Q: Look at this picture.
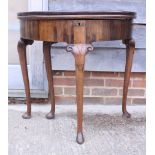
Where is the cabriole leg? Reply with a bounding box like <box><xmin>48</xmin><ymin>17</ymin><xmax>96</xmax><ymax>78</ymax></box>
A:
<box><xmin>17</xmin><ymin>38</ymin><xmax>34</xmax><ymax>119</ymax></box>
<box><xmin>122</xmin><ymin>39</ymin><xmax>135</xmax><ymax>118</ymax></box>
<box><xmin>43</xmin><ymin>41</ymin><xmax>55</xmax><ymax>119</ymax></box>
<box><xmin>67</xmin><ymin>44</ymin><xmax>93</xmax><ymax>144</ymax></box>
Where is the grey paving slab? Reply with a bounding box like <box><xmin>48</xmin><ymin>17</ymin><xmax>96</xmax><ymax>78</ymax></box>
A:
<box><xmin>8</xmin><ymin>105</ymin><xmax>145</xmax><ymax>155</ymax></box>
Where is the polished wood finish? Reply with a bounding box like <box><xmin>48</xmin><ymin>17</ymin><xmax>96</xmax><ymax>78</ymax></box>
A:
<box><xmin>18</xmin><ymin>19</ymin><xmax>132</xmax><ymax>43</ymax></box>
<box><xmin>122</xmin><ymin>39</ymin><xmax>135</xmax><ymax>118</ymax></box>
<box><xmin>43</xmin><ymin>42</ymin><xmax>55</xmax><ymax>119</ymax></box>
<box><xmin>18</xmin><ymin>11</ymin><xmax>135</xmax><ymax>19</ymax></box>
<box><xmin>18</xmin><ymin>11</ymin><xmax>135</xmax><ymax>43</ymax></box>
<box><xmin>67</xmin><ymin>44</ymin><xmax>93</xmax><ymax>144</ymax></box>
<box><xmin>17</xmin><ymin>38</ymin><xmax>34</xmax><ymax>119</ymax></box>
<box><xmin>17</xmin><ymin>11</ymin><xmax>135</xmax><ymax>144</ymax></box>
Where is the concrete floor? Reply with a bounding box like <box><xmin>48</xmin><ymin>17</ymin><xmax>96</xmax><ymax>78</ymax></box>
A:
<box><xmin>8</xmin><ymin>104</ymin><xmax>146</xmax><ymax>155</ymax></box>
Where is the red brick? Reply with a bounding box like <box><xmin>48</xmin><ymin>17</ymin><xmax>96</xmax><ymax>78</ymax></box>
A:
<box><xmin>105</xmin><ymin>97</ymin><xmax>131</xmax><ymax>105</ymax></box>
<box><xmin>84</xmin><ymin>79</ymin><xmax>104</xmax><ymax>86</ymax></box>
<box><xmin>64</xmin><ymin>87</ymin><xmax>90</xmax><ymax>96</ymax></box>
<box><xmin>105</xmin><ymin>79</ymin><xmax>126</xmax><ymax>87</ymax></box>
<box><xmin>55</xmin><ymin>96</ymin><xmax>76</xmax><ymax>104</ymax></box>
<box><xmin>119</xmin><ymin>72</ymin><xmax>146</xmax><ymax>79</ymax></box>
<box><xmin>131</xmin><ymin>73</ymin><xmax>146</xmax><ymax>79</ymax></box>
<box><xmin>132</xmin><ymin>80</ymin><xmax>146</xmax><ymax>88</ymax></box>
<box><xmin>54</xmin><ymin>78</ymin><xmax>75</xmax><ymax>86</ymax></box>
<box><xmin>119</xmin><ymin>89</ymin><xmax>145</xmax><ymax>96</ymax></box>
<box><xmin>92</xmin><ymin>88</ymin><xmax>117</xmax><ymax>96</ymax></box>
<box><xmin>54</xmin><ymin>87</ymin><xmax>63</xmax><ymax>95</ymax></box>
<box><xmin>64</xmin><ymin>71</ymin><xmax>90</xmax><ymax>77</ymax></box>
<box><xmin>64</xmin><ymin>71</ymin><xmax>75</xmax><ymax>76</ymax></box>
<box><xmin>84</xmin><ymin>72</ymin><xmax>91</xmax><ymax>78</ymax></box>
<box><xmin>132</xmin><ymin>98</ymin><xmax>146</xmax><ymax>105</ymax></box>
<box><xmin>92</xmin><ymin>72</ymin><xmax>119</xmax><ymax>77</ymax></box>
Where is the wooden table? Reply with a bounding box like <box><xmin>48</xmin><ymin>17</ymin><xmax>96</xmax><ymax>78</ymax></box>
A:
<box><xmin>17</xmin><ymin>11</ymin><xmax>136</xmax><ymax>144</ymax></box>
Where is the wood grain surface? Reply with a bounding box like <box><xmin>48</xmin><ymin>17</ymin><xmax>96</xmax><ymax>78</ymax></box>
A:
<box><xmin>18</xmin><ymin>11</ymin><xmax>135</xmax><ymax>43</ymax></box>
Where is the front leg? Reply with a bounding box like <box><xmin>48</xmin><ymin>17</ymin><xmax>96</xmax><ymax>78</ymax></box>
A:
<box><xmin>43</xmin><ymin>41</ymin><xmax>55</xmax><ymax>119</ymax></box>
<box><xmin>17</xmin><ymin>38</ymin><xmax>34</xmax><ymax>119</ymax></box>
<box><xmin>67</xmin><ymin>44</ymin><xmax>93</xmax><ymax>144</ymax></box>
<box><xmin>122</xmin><ymin>39</ymin><xmax>135</xmax><ymax>118</ymax></box>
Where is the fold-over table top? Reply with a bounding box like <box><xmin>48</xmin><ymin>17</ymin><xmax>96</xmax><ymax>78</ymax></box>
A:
<box><xmin>17</xmin><ymin>11</ymin><xmax>136</xmax><ymax>20</ymax></box>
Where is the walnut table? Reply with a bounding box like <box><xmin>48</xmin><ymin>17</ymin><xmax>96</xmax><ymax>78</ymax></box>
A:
<box><xmin>17</xmin><ymin>11</ymin><xmax>136</xmax><ymax>144</ymax></box>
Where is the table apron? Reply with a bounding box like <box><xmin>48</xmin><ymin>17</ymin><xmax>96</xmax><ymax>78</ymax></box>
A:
<box><xmin>20</xmin><ymin>19</ymin><xmax>132</xmax><ymax>43</ymax></box>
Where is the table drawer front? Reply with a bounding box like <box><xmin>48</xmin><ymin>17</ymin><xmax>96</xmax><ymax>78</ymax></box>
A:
<box><xmin>20</xmin><ymin>19</ymin><xmax>132</xmax><ymax>43</ymax></box>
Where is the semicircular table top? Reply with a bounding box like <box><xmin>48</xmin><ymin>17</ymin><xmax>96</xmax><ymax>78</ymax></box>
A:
<box><xmin>17</xmin><ymin>11</ymin><xmax>136</xmax><ymax>20</ymax></box>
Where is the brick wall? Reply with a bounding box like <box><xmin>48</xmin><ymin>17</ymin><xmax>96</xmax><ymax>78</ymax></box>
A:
<box><xmin>53</xmin><ymin>71</ymin><xmax>146</xmax><ymax>105</ymax></box>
